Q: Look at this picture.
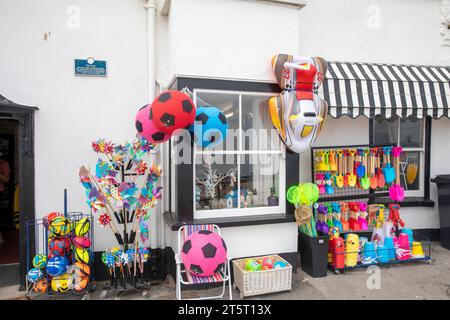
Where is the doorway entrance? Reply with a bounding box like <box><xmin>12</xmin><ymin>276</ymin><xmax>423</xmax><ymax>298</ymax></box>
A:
<box><xmin>0</xmin><ymin>95</ymin><xmax>37</xmax><ymax>290</ymax></box>
<box><xmin>0</xmin><ymin>120</ymin><xmax>19</xmax><ymax>287</ymax></box>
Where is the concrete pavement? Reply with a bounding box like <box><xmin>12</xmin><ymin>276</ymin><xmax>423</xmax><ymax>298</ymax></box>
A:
<box><xmin>1</xmin><ymin>242</ymin><xmax>450</xmax><ymax>300</ymax></box>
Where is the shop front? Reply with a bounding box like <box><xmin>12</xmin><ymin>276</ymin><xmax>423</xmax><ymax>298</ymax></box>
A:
<box><xmin>2</xmin><ymin>0</ymin><xmax>450</xmax><ymax>299</ymax></box>
<box><xmin>162</xmin><ymin>77</ymin><xmax>300</xmax><ymax>276</ymax></box>
<box><xmin>159</xmin><ymin>61</ymin><xmax>450</xmax><ymax>279</ymax></box>
<box><xmin>313</xmin><ymin>61</ymin><xmax>449</xmax><ymax>231</ymax></box>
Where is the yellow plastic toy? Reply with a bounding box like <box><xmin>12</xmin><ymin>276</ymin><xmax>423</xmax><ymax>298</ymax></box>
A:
<box><xmin>376</xmin><ymin>204</ymin><xmax>385</xmax><ymax>228</ymax></box>
<box><xmin>411</xmin><ymin>242</ymin><xmax>425</xmax><ymax>258</ymax></box>
<box><xmin>316</xmin><ymin>150</ymin><xmax>329</xmax><ymax>171</ymax></box>
<box><xmin>345</xmin><ymin>233</ymin><xmax>359</xmax><ymax>267</ymax></box>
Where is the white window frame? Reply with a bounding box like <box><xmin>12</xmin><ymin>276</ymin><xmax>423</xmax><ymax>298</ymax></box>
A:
<box><xmin>397</xmin><ymin>119</ymin><xmax>425</xmax><ymax>197</ymax></box>
<box><xmin>374</xmin><ymin>118</ymin><xmax>425</xmax><ymax>197</ymax></box>
<box><xmin>192</xmin><ymin>89</ymin><xmax>286</xmax><ymax>219</ymax></box>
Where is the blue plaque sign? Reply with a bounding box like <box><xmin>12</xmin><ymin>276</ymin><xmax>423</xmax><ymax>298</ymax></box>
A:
<box><xmin>75</xmin><ymin>57</ymin><xmax>107</xmax><ymax>76</ymax></box>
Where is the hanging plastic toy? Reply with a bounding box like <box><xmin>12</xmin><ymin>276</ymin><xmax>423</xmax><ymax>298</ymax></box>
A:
<box><xmin>269</xmin><ymin>54</ymin><xmax>328</xmax><ymax>154</ymax></box>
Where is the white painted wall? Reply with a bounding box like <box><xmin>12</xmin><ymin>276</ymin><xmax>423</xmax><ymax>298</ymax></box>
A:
<box><xmin>0</xmin><ymin>0</ymin><xmax>149</xmax><ymax>250</ymax></box>
<box><xmin>301</xmin><ymin>116</ymin><xmax>370</xmax><ymax>182</ymax></box>
<box><xmin>164</xmin><ymin>0</ymin><xmax>301</xmax><ymax>83</ymax></box>
<box><xmin>298</xmin><ymin>0</ymin><xmax>450</xmax><ymax>65</ymax></box>
<box><xmin>167</xmin><ymin>222</ymin><xmax>298</xmax><ymax>259</ymax></box>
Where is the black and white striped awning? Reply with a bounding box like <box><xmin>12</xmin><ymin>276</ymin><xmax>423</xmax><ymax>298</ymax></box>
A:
<box><xmin>319</xmin><ymin>61</ymin><xmax>450</xmax><ymax>119</ymax></box>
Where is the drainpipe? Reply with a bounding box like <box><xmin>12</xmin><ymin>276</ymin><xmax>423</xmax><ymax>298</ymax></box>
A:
<box><xmin>144</xmin><ymin>0</ymin><xmax>164</xmax><ymax>252</ymax></box>
<box><xmin>145</xmin><ymin>0</ymin><xmax>157</xmax><ymax>101</ymax></box>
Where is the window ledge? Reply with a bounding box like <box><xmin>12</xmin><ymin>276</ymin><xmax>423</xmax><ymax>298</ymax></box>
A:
<box><xmin>163</xmin><ymin>211</ymin><xmax>295</xmax><ymax>231</ymax></box>
<box><xmin>254</xmin><ymin>0</ymin><xmax>307</xmax><ymax>10</ymax></box>
<box><xmin>375</xmin><ymin>197</ymin><xmax>435</xmax><ymax>208</ymax></box>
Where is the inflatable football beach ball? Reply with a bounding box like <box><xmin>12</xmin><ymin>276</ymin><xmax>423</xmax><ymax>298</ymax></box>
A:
<box><xmin>192</xmin><ymin>106</ymin><xmax>228</xmax><ymax>148</ymax></box>
<box><xmin>135</xmin><ymin>104</ymin><xmax>171</xmax><ymax>144</ymax></box>
<box><xmin>181</xmin><ymin>230</ymin><xmax>228</xmax><ymax>277</ymax></box>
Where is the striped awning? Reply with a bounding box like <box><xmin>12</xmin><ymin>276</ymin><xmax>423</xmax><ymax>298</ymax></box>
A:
<box><xmin>319</xmin><ymin>61</ymin><xmax>450</xmax><ymax>119</ymax></box>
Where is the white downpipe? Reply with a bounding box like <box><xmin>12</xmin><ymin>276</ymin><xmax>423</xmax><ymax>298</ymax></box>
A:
<box><xmin>146</xmin><ymin>0</ymin><xmax>157</xmax><ymax>100</ymax></box>
<box><xmin>145</xmin><ymin>0</ymin><xmax>164</xmax><ymax>249</ymax></box>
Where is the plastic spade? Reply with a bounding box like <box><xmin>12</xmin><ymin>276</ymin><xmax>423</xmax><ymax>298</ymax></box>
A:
<box><xmin>382</xmin><ymin>147</ymin><xmax>395</xmax><ymax>184</ymax></box>
<box><xmin>329</xmin><ymin>150</ymin><xmax>338</xmax><ymax>172</ymax></box>
<box><xmin>389</xmin><ymin>147</ymin><xmax>405</xmax><ymax>201</ymax></box>
<box><xmin>343</xmin><ymin>149</ymin><xmax>348</xmax><ymax>187</ymax></box>
<box><xmin>370</xmin><ymin>148</ymin><xmax>378</xmax><ymax>189</ymax></box>
<box><xmin>360</xmin><ymin>149</ymin><xmax>370</xmax><ymax>190</ymax></box>
<box><xmin>335</xmin><ymin>150</ymin><xmax>344</xmax><ymax>188</ymax></box>
<box><xmin>348</xmin><ymin>149</ymin><xmax>357</xmax><ymax>187</ymax></box>
<box><xmin>356</xmin><ymin>149</ymin><xmax>365</xmax><ymax>178</ymax></box>
<box><xmin>377</xmin><ymin>148</ymin><xmax>386</xmax><ymax>188</ymax></box>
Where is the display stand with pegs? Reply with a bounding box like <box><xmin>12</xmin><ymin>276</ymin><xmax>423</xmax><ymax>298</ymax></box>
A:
<box><xmin>101</xmin><ymin>160</ymin><xmax>152</xmax><ymax>296</ymax></box>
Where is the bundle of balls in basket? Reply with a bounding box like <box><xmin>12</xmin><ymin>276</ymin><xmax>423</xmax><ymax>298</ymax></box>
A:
<box><xmin>26</xmin><ymin>212</ymin><xmax>93</xmax><ymax>294</ymax></box>
<box><xmin>244</xmin><ymin>256</ymin><xmax>288</xmax><ymax>272</ymax></box>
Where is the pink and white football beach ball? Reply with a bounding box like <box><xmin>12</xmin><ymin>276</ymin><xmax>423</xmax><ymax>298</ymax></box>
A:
<box><xmin>181</xmin><ymin>230</ymin><xmax>228</xmax><ymax>277</ymax></box>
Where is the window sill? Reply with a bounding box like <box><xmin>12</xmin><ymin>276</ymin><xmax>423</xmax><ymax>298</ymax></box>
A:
<box><xmin>375</xmin><ymin>197</ymin><xmax>435</xmax><ymax>208</ymax></box>
<box><xmin>163</xmin><ymin>211</ymin><xmax>295</xmax><ymax>231</ymax></box>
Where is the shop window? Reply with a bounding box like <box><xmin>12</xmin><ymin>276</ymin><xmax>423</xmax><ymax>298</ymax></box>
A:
<box><xmin>373</xmin><ymin>117</ymin><xmax>425</xmax><ymax>197</ymax></box>
<box><xmin>193</xmin><ymin>90</ymin><xmax>285</xmax><ymax>219</ymax></box>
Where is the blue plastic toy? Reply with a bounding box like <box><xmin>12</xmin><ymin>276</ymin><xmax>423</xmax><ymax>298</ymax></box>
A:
<box><xmin>324</xmin><ymin>173</ymin><xmax>334</xmax><ymax>194</ymax></box>
<box><xmin>274</xmin><ymin>261</ymin><xmax>287</xmax><ymax>269</ymax></box>
<box><xmin>191</xmin><ymin>106</ymin><xmax>228</xmax><ymax>148</ymax></box>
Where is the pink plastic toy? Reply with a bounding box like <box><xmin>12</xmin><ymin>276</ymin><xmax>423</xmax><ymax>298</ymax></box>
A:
<box><xmin>396</xmin><ymin>233</ymin><xmax>411</xmax><ymax>260</ymax></box>
<box><xmin>262</xmin><ymin>257</ymin><xmax>274</xmax><ymax>270</ymax></box>
<box><xmin>358</xmin><ymin>202</ymin><xmax>369</xmax><ymax>230</ymax></box>
<box><xmin>181</xmin><ymin>230</ymin><xmax>228</xmax><ymax>276</ymax></box>
<box><xmin>315</xmin><ymin>173</ymin><xmax>325</xmax><ymax>194</ymax></box>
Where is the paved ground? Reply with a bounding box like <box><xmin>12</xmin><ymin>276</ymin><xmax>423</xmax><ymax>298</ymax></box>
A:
<box><xmin>2</xmin><ymin>242</ymin><xmax>450</xmax><ymax>300</ymax></box>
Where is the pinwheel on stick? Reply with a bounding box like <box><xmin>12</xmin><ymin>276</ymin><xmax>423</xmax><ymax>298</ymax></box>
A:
<box><xmin>79</xmin><ymin>165</ymin><xmax>124</xmax><ymax>244</ymax></box>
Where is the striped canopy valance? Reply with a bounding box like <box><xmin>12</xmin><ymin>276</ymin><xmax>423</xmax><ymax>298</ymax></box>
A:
<box><xmin>318</xmin><ymin>61</ymin><xmax>450</xmax><ymax>119</ymax></box>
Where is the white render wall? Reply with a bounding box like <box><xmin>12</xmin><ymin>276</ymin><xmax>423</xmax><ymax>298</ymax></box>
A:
<box><xmin>167</xmin><ymin>222</ymin><xmax>298</xmax><ymax>259</ymax></box>
<box><xmin>0</xmin><ymin>0</ymin><xmax>150</xmax><ymax>250</ymax></box>
<box><xmin>160</xmin><ymin>0</ymin><xmax>301</xmax><ymax>84</ymax></box>
<box><xmin>298</xmin><ymin>0</ymin><xmax>450</xmax><ymax>65</ymax></box>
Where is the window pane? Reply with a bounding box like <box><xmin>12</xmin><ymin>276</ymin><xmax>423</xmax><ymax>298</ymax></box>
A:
<box><xmin>242</xmin><ymin>94</ymin><xmax>281</xmax><ymax>151</ymax></box>
<box><xmin>400</xmin><ymin>119</ymin><xmax>423</xmax><ymax>148</ymax></box>
<box><xmin>240</xmin><ymin>154</ymin><xmax>280</xmax><ymax>208</ymax></box>
<box><xmin>399</xmin><ymin>151</ymin><xmax>420</xmax><ymax>191</ymax></box>
<box><xmin>195</xmin><ymin>154</ymin><xmax>238</xmax><ymax>210</ymax></box>
<box><xmin>373</xmin><ymin>116</ymin><xmax>398</xmax><ymax>146</ymax></box>
<box><xmin>195</xmin><ymin>91</ymin><xmax>239</xmax><ymax>151</ymax></box>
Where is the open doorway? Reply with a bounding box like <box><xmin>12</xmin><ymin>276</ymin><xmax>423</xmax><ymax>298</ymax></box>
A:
<box><xmin>0</xmin><ymin>120</ymin><xmax>20</xmax><ymax>287</ymax></box>
<box><xmin>0</xmin><ymin>120</ymin><xmax>19</xmax><ymax>264</ymax></box>
<box><xmin>0</xmin><ymin>95</ymin><xmax>37</xmax><ymax>290</ymax></box>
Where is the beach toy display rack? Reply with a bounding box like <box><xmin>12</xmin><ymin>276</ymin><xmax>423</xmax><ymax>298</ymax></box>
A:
<box><xmin>310</xmin><ymin>144</ymin><xmax>432</xmax><ymax>274</ymax></box>
<box><xmin>328</xmin><ymin>233</ymin><xmax>431</xmax><ymax>274</ymax></box>
<box><xmin>311</xmin><ymin>144</ymin><xmax>396</xmax><ymax>203</ymax></box>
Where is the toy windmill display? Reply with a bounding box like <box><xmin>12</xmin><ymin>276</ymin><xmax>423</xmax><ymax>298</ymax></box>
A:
<box><xmin>79</xmin><ymin>136</ymin><xmax>162</xmax><ymax>288</ymax></box>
